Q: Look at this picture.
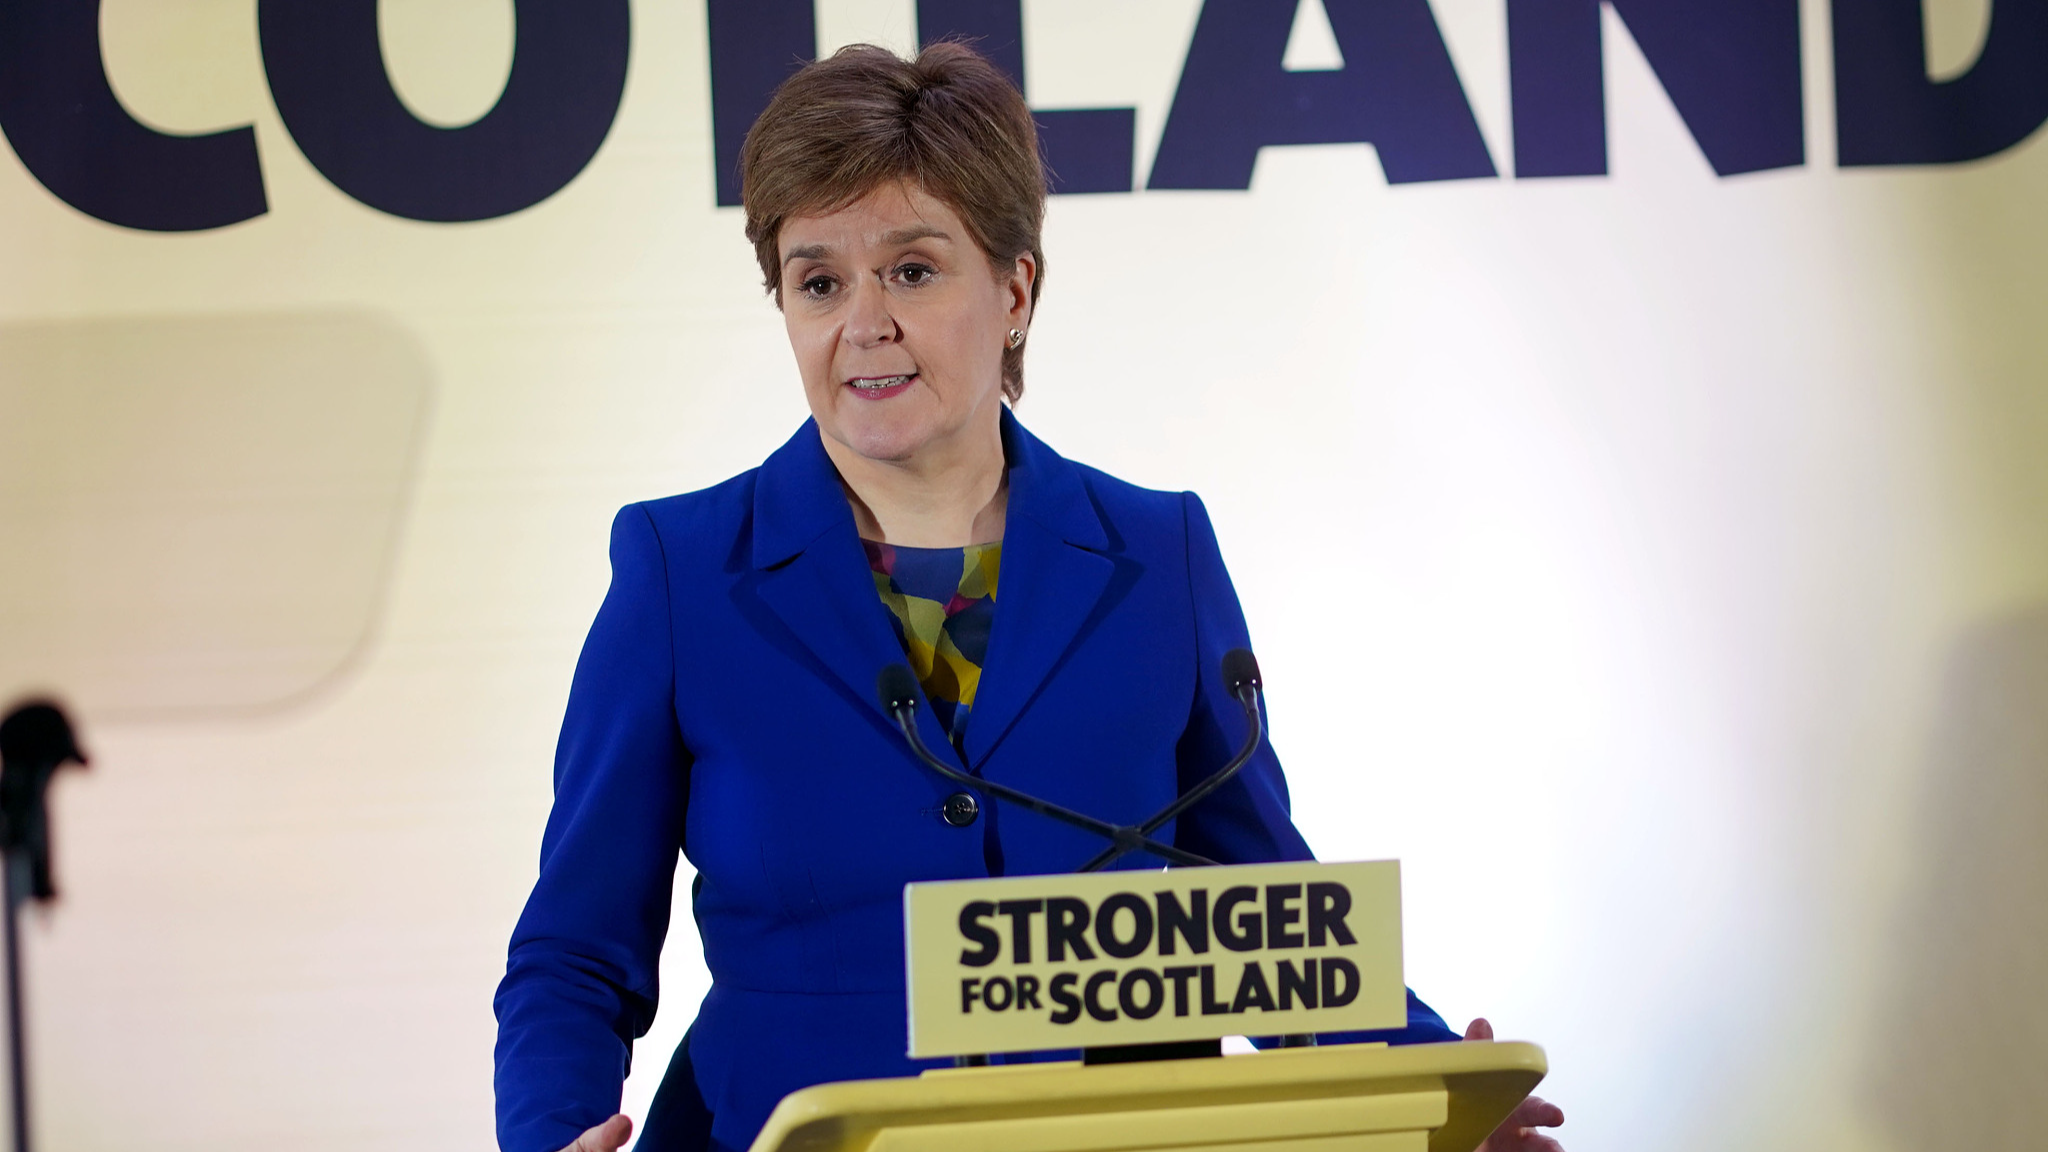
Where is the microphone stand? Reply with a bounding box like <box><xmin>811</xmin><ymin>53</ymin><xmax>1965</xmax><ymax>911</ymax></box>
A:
<box><xmin>2</xmin><ymin>847</ymin><xmax>27</xmax><ymax>1152</ymax></box>
<box><xmin>0</xmin><ymin>704</ymin><xmax>88</xmax><ymax>1152</ymax></box>
<box><xmin>880</xmin><ymin>685</ymin><xmax>1215</xmax><ymax>869</ymax></box>
<box><xmin>877</xmin><ymin>650</ymin><xmax>1269</xmax><ymax>874</ymax></box>
<box><xmin>879</xmin><ymin>652</ymin><xmax>1315</xmax><ymax>1060</ymax></box>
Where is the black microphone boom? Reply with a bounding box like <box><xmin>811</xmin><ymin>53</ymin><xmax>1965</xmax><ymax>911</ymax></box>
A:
<box><xmin>876</xmin><ymin>648</ymin><xmax>1271</xmax><ymax>872</ymax></box>
<box><xmin>875</xmin><ymin>668</ymin><xmax>1218</xmax><ymax>869</ymax></box>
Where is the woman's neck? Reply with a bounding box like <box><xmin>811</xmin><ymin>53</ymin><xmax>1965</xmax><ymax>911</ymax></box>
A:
<box><xmin>821</xmin><ymin>422</ymin><xmax>1008</xmax><ymax>548</ymax></box>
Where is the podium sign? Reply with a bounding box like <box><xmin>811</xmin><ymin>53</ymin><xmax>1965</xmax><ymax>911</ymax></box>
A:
<box><xmin>903</xmin><ymin>860</ymin><xmax>1404</xmax><ymax>1057</ymax></box>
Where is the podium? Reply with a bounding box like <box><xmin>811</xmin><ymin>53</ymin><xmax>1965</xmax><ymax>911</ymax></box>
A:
<box><xmin>748</xmin><ymin>1039</ymin><xmax>1546</xmax><ymax>1152</ymax></box>
<box><xmin>744</xmin><ymin>859</ymin><xmax>1549</xmax><ymax>1152</ymax></box>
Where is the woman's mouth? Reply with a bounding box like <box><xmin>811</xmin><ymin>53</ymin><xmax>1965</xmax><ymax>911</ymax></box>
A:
<box><xmin>845</xmin><ymin>374</ymin><xmax>915</xmax><ymax>399</ymax></box>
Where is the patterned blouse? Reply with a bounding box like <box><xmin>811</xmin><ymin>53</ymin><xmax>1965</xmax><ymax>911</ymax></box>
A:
<box><xmin>861</xmin><ymin>539</ymin><xmax>1001</xmax><ymax>746</ymax></box>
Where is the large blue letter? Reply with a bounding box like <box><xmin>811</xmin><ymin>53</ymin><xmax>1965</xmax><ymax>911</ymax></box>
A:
<box><xmin>916</xmin><ymin>0</ymin><xmax>1137</xmax><ymax>193</ymax></box>
<box><xmin>258</xmin><ymin>0</ymin><xmax>628</xmax><ymax>222</ymax></box>
<box><xmin>1149</xmin><ymin>0</ymin><xmax>1495</xmax><ymax>189</ymax></box>
<box><xmin>0</xmin><ymin>0</ymin><xmax>266</xmax><ymax>231</ymax></box>
<box><xmin>707</xmin><ymin>0</ymin><xmax>812</xmax><ymax>207</ymax></box>
<box><xmin>1507</xmin><ymin>0</ymin><xmax>1803</xmax><ymax>177</ymax></box>
<box><xmin>1834</xmin><ymin>0</ymin><xmax>2048</xmax><ymax>165</ymax></box>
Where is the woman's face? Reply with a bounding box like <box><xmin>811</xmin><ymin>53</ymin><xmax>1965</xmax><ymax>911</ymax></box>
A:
<box><xmin>777</xmin><ymin>181</ymin><xmax>1034</xmax><ymax>468</ymax></box>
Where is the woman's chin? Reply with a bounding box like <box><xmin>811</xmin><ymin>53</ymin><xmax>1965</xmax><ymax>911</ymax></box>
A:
<box><xmin>830</xmin><ymin>419</ymin><xmax>932</xmax><ymax>465</ymax></box>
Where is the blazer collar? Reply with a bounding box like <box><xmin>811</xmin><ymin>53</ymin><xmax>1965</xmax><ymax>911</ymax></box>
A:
<box><xmin>748</xmin><ymin>411</ymin><xmax>1115</xmax><ymax>773</ymax></box>
<box><xmin>750</xmin><ymin>409</ymin><xmax>1108</xmax><ymax>569</ymax></box>
<box><xmin>967</xmin><ymin>410</ymin><xmax>1116</xmax><ymax>768</ymax></box>
<box><xmin>998</xmin><ymin>407</ymin><xmax>1110</xmax><ymax>553</ymax></box>
<box><xmin>751</xmin><ymin>418</ymin><xmax>851</xmax><ymax>570</ymax></box>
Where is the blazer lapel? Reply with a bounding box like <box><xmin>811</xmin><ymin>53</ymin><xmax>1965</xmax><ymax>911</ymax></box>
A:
<box><xmin>752</xmin><ymin>421</ymin><xmax>960</xmax><ymax>761</ymax></box>
<box><xmin>961</xmin><ymin>411</ymin><xmax>1114</xmax><ymax>768</ymax></box>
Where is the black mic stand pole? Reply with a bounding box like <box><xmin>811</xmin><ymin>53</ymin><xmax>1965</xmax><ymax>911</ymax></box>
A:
<box><xmin>0</xmin><ymin>703</ymin><xmax>88</xmax><ymax>1152</ymax></box>
<box><xmin>2</xmin><ymin>837</ymin><xmax>26</xmax><ymax>1152</ymax></box>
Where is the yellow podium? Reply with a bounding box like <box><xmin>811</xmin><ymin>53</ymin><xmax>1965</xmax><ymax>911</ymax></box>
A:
<box><xmin>746</xmin><ymin>859</ymin><xmax>1547</xmax><ymax>1152</ymax></box>
<box><xmin>749</xmin><ymin>1039</ymin><xmax>1546</xmax><ymax>1152</ymax></box>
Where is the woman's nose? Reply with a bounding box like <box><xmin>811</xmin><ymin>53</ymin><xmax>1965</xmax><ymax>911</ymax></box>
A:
<box><xmin>842</xmin><ymin>278</ymin><xmax>899</xmax><ymax>347</ymax></box>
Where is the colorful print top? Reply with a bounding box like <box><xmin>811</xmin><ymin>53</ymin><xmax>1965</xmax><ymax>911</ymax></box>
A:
<box><xmin>862</xmin><ymin>539</ymin><xmax>1000</xmax><ymax>746</ymax></box>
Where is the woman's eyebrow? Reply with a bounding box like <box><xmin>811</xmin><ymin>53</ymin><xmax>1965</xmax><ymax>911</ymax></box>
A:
<box><xmin>882</xmin><ymin>225</ymin><xmax>949</xmax><ymax>246</ymax></box>
<box><xmin>782</xmin><ymin>226</ymin><xmax>949</xmax><ymax>268</ymax></box>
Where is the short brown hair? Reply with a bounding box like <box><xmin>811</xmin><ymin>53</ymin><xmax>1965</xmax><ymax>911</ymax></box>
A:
<box><xmin>739</xmin><ymin>42</ymin><xmax>1046</xmax><ymax>402</ymax></box>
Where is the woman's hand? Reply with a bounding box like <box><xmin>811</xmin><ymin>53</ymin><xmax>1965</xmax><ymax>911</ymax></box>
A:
<box><xmin>1465</xmin><ymin>1019</ymin><xmax>1566</xmax><ymax>1152</ymax></box>
<box><xmin>557</xmin><ymin>1114</ymin><xmax>633</xmax><ymax>1152</ymax></box>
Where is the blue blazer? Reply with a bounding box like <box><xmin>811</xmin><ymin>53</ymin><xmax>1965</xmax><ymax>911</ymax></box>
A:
<box><xmin>494</xmin><ymin>412</ymin><xmax>1457</xmax><ymax>1152</ymax></box>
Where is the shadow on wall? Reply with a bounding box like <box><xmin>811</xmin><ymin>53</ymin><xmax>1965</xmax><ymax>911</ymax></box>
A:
<box><xmin>1867</xmin><ymin>605</ymin><xmax>2048</xmax><ymax>1150</ymax></box>
<box><xmin>0</xmin><ymin>313</ymin><xmax>432</xmax><ymax>720</ymax></box>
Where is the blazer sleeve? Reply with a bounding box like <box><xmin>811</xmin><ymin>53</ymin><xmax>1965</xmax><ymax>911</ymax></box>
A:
<box><xmin>1171</xmin><ymin>491</ymin><xmax>1313</xmax><ymax>865</ymax></box>
<box><xmin>1172</xmin><ymin>492</ymin><xmax>1461</xmax><ymax>1047</ymax></box>
<box><xmin>494</xmin><ymin>505</ymin><xmax>692</xmax><ymax>1152</ymax></box>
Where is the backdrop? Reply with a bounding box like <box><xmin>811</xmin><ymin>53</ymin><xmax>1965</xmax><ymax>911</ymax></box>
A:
<box><xmin>2</xmin><ymin>1</ymin><xmax>2044</xmax><ymax>1149</ymax></box>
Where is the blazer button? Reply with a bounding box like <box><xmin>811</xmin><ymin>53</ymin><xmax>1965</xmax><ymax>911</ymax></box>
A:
<box><xmin>942</xmin><ymin>792</ymin><xmax>980</xmax><ymax>827</ymax></box>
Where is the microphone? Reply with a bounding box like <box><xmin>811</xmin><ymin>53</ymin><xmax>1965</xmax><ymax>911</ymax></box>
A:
<box><xmin>0</xmin><ymin>699</ymin><xmax>87</xmax><ymax>1152</ymax></box>
<box><xmin>875</xmin><ymin>668</ymin><xmax>1216</xmax><ymax>868</ymax></box>
<box><xmin>1222</xmin><ymin>648</ymin><xmax>1261</xmax><ymax>696</ymax></box>
<box><xmin>877</xmin><ymin>664</ymin><xmax>921</xmax><ymax>716</ymax></box>
<box><xmin>876</xmin><ymin>648</ymin><xmax>1270</xmax><ymax>872</ymax></box>
<box><xmin>0</xmin><ymin>702</ymin><xmax>87</xmax><ymax>903</ymax></box>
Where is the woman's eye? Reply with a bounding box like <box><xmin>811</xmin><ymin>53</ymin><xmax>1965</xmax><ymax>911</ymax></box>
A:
<box><xmin>895</xmin><ymin>264</ymin><xmax>934</xmax><ymax>286</ymax></box>
<box><xmin>798</xmin><ymin>275</ymin><xmax>836</xmax><ymax>298</ymax></box>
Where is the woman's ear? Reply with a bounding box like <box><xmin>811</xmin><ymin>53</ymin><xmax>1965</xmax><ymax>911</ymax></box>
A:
<box><xmin>1007</xmin><ymin>253</ymin><xmax>1037</xmax><ymax>327</ymax></box>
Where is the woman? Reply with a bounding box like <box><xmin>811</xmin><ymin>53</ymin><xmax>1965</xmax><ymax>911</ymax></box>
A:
<box><xmin>495</xmin><ymin>43</ymin><xmax>1565</xmax><ymax>1152</ymax></box>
